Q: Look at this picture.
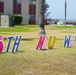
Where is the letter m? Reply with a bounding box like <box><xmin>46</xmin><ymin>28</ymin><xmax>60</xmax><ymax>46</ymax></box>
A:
<box><xmin>36</xmin><ymin>36</ymin><xmax>46</xmax><ymax>50</ymax></box>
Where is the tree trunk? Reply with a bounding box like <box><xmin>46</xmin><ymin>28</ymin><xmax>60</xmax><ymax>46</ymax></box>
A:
<box><xmin>39</xmin><ymin>0</ymin><xmax>46</xmax><ymax>36</ymax></box>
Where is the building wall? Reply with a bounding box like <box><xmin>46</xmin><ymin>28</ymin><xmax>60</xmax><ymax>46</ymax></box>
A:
<box><xmin>0</xmin><ymin>0</ymin><xmax>40</xmax><ymax>24</ymax></box>
<box><xmin>21</xmin><ymin>0</ymin><xmax>29</xmax><ymax>24</ymax></box>
<box><xmin>4</xmin><ymin>0</ymin><xmax>13</xmax><ymax>15</ymax></box>
<box><xmin>36</xmin><ymin>0</ymin><xmax>40</xmax><ymax>24</ymax></box>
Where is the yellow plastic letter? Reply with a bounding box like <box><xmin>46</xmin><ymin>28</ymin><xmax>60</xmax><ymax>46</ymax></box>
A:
<box><xmin>48</xmin><ymin>36</ymin><xmax>56</xmax><ymax>49</ymax></box>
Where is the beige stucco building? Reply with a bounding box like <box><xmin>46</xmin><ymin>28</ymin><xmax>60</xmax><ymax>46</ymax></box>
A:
<box><xmin>0</xmin><ymin>0</ymin><xmax>40</xmax><ymax>24</ymax></box>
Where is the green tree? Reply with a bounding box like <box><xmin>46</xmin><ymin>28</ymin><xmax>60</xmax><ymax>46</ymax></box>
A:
<box><xmin>44</xmin><ymin>2</ymin><xmax>49</xmax><ymax>13</ymax></box>
<box><xmin>39</xmin><ymin>0</ymin><xmax>49</xmax><ymax>36</ymax></box>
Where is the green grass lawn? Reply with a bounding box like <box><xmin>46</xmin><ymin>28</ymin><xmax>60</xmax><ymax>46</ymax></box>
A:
<box><xmin>0</xmin><ymin>25</ymin><xmax>76</xmax><ymax>75</ymax></box>
<box><xmin>0</xmin><ymin>25</ymin><xmax>39</xmax><ymax>32</ymax></box>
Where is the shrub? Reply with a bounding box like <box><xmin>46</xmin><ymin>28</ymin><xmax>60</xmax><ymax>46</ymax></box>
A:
<box><xmin>0</xmin><ymin>13</ymin><xmax>4</xmax><ymax>15</ymax></box>
<box><xmin>11</xmin><ymin>15</ymin><xmax>23</xmax><ymax>25</ymax></box>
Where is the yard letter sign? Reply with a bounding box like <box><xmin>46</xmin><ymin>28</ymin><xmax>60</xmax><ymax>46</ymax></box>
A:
<box><xmin>0</xmin><ymin>36</ymin><xmax>4</xmax><ymax>53</ymax></box>
<box><xmin>0</xmin><ymin>36</ymin><xmax>22</xmax><ymax>53</ymax></box>
<box><xmin>36</xmin><ymin>35</ymin><xmax>56</xmax><ymax>50</ymax></box>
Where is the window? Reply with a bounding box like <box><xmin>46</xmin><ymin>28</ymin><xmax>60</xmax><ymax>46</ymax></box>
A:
<box><xmin>29</xmin><ymin>0</ymin><xmax>36</xmax><ymax>5</ymax></box>
<box><xmin>29</xmin><ymin>15</ymin><xmax>35</xmax><ymax>20</ymax></box>
<box><xmin>18</xmin><ymin>0</ymin><xmax>21</xmax><ymax>4</ymax></box>
<box><xmin>13</xmin><ymin>0</ymin><xmax>21</xmax><ymax>14</ymax></box>
<box><xmin>0</xmin><ymin>0</ymin><xmax>4</xmax><ymax>13</ymax></box>
<box><xmin>13</xmin><ymin>0</ymin><xmax>17</xmax><ymax>3</ymax></box>
<box><xmin>13</xmin><ymin>0</ymin><xmax>21</xmax><ymax>4</ymax></box>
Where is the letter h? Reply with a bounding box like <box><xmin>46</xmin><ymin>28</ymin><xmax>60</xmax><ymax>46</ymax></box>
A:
<box><xmin>12</xmin><ymin>36</ymin><xmax>22</xmax><ymax>52</ymax></box>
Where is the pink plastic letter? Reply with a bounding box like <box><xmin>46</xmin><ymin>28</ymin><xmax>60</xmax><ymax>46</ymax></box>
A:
<box><xmin>36</xmin><ymin>36</ymin><xmax>46</xmax><ymax>50</ymax></box>
<box><xmin>70</xmin><ymin>35</ymin><xmax>74</xmax><ymax>47</ymax></box>
<box><xmin>0</xmin><ymin>36</ymin><xmax>4</xmax><ymax>53</ymax></box>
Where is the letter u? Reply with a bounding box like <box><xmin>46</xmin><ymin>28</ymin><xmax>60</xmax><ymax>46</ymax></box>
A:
<box><xmin>48</xmin><ymin>36</ymin><xmax>56</xmax><ymax>49</ymax></box>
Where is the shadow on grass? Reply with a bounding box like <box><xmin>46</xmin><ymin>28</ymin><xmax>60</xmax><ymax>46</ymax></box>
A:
<box><xmin>21</xmin><ymin>38</ymin><xmax>35</xmax><ymax>41</ymax></box>
<box><xmin>11</xmin><ymin>51</ymin><xmax>25</xmax><ymax>54</ymax></box>
<box><xmin>39</xmin><ymin>49</ymin><xmax>47</xmax><ymax>51</ymax></box>
<box><xmin>0</xmin><ymin>52</ymin><xmax>7</xmax><ymax>54</ymax></box>
<box><xmin>0</xmin><ymin>51</ymin><xmax>24</xmax><ymax>54</ymax></box>
<box><xmin>38</xmin><ymin>48</ymin><xmax>57</xmax><ymax>51</ymax></box>
<box><xmin>4</xmin><ymin>37</ymin><xmax>35</xmax><ymax>41</ymax></box>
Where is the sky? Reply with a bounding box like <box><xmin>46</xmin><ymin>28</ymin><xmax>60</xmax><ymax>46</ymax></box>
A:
<box><xmin>46</xmin><ymin>0</ymin><xmax>76</xmax><ymax>20</ymax></box>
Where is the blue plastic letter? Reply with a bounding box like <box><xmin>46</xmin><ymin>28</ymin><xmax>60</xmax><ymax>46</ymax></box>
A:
<box><xmin>6</xmin><ymin>36</ymin><xmax>14</xmax><ymax>52</ymax></box>
<box><xmin>12</xmin><ymin>36</ymin><xmax>22</xmax><ymax>52</ymax></box>
<box><xmin>64</xmin><ymin>35</ymin><xmax>70</xmax><ymax>47</ymax></box>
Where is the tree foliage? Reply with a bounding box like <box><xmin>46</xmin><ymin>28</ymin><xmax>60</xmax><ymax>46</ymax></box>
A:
<box><xmin>44</xmin><ymin>2</ymin><xmax>49</xmax><ymax>13</ymax></box>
